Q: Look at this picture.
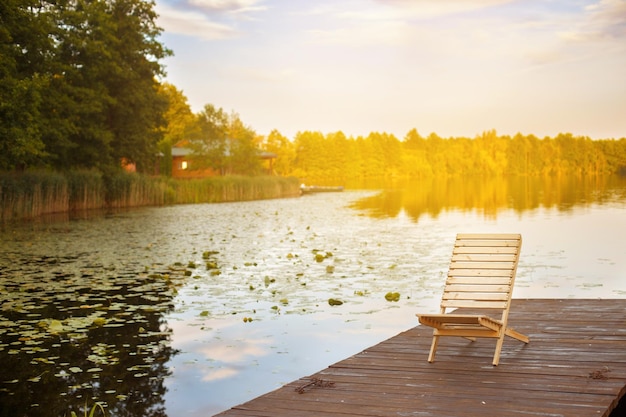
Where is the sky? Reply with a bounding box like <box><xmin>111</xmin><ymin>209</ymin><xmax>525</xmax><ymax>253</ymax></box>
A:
<box><xmin>154</xmin><ymin>0</ymin><xmax>626</xmax><ymax>140</ymax></box>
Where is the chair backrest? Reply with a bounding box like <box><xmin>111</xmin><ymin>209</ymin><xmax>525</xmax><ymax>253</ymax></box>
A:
<box><xmin>440</xmin><ymin>233</ymin><xmax>522</xmax><ymax>313</ymax></box>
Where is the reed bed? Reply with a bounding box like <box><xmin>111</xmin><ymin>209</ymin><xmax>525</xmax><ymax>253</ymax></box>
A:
<box><xmin>170</xmin><ymin>175</ymin><xmax>300</xmax><ymax>204</ymax></box>
<box><xmin>0</xmin><ymin>171</ymin><xmax>300</xmax><ymax>222</ymax></box>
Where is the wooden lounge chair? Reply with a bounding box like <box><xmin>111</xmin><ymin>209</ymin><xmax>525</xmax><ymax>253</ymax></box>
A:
<box><xmin>417</xmin><ymin>233</ymin><xmax>529</xmax><ymax>366</ymax></box>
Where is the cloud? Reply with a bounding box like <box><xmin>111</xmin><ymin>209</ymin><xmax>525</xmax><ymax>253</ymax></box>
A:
<box><xmin>226</xmin><ymin>66</ymin><xmax>295</xmax><ymax>82</ymax></box>
<box><xmin>201</xmin><ymin>367</ymin><xmax>238</xmax><ymax>382</ymax></box>
<box><xmin>156</xmin><ymin>3</ymin><xmax>239</xmax><ymax>39</ymax></box>
<box><xmin>188</xmin><ymin>0</ymin><xmax>267</xmax><ymax>15</ymax></box>
<box><xmin>302</xmin><ymin>0</ymin><xmax>515</xmax><ymax>47</ymax></box>
<box><xmin>308</xmin><ymin>20</ymin><xmax>411</xmax><ymax>46</ymax></box>
<box><xmin>156</xmin><ymin>0</ymin><xmax>267</xmax><ymax>40</ymax></box>
<box><xmin>370</xmin><ymin>0</ymin><xmax>514</xmax><ymax>19</ymax></box>
<box><xmin>559</xmin><ymin>0</ymin><xmax>626</xmax><ymax>43</ymax></box>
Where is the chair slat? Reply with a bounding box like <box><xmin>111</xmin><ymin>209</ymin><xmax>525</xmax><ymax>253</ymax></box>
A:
<box><xmin>448</xmin><ymin>270</ymin><xmax>513</xmax><ymax>278</ymax></box>
<box><xmin>456</xmin><ymin>233</ymin><xmax>521</xmax><ymax>240</ymax></box>
<box><xmin>443</xmin><ymin>292</ymin><xmax>510</xmax><ymax>301</ymax></box>
<box><xmin>446</xmin><ymin>276</ymin><xmax>512</xmax><ymax>284</ymax></box>
<box><xmin>441</xmin><ymin>299</ymin><xmax>509</xmax><ymax>309</ymax></box>
<box><xmin>455</xmin><ymin>240</ymin><xmax>520</xmax><ymax>247</ymax></box>
<box><xmin>451</xmin><ymin>261</ymin><xmax>516</xmax><ymax>269</ymax></box>
<box><xmin>454</xmin><ymin>247</ymin><xmax>518</xmax><ymax>254</ymax></box>
<box><xmin>444</xmin><ymin>284</ymin><xmax>510</xmax><ymax>293</ymax></box>
<box><xmin>451</xmin><ymin>254</ymin><xmax>518</xmax><ymax>262</ymax></box>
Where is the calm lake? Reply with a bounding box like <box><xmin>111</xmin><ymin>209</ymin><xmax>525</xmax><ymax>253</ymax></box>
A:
<box><xmin>1</xmin><ymin>176</ymin><xmax>625</xmax><ymax>416</ymax></box>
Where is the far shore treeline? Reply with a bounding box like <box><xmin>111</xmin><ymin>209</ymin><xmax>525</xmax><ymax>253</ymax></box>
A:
<box><xmin>2</xmin><ymin>0</ymin><xmax>626</xmax><ymax>222</ymax></box>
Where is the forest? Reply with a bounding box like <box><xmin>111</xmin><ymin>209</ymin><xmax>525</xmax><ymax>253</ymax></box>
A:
<box><xmin>268</xmin><ymin>129</ymin><xmax>626</xmax><ymax>180</ymax></box>
<box><xmin>2</xmin><ymin>0</ymin><xmax>626</xmax><ymax>180</ymax></box>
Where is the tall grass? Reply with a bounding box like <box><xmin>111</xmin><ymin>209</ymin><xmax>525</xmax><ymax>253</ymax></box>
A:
<box><xmin>171</xmin><ymin>175</ymin><xmax>300</xmax><ymax>204</ymax></box>
<box><xmin>0</xmin><ymin>171</ymin><xmax>300</xmax><ymax>222</ymax></box>
<box><xmin>0</xmin><ymin>171</ymin><xmax>68</xmax><ymax>220</ymax></box>
<box><xmin>67</xmin><ymin>170</ymin><xmax>104</xmax><ymax>211</ymax></box>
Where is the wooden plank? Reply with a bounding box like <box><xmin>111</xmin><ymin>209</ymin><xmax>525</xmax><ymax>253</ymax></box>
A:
<box><xmin>442</xmin><ymin>292</ymin><xmax>510</xmax><ymax>301</ymax></box>
<box><xmin>454</xmin><ymin>246</ymin><xmax>519</xmax><ymax>254</ymax></box>
<box><xmin>441</xmin><ymin>299</ymin><xmax>509</xmax><ymax>309</ymax></box>
<box><xmin>450</xmin><ymin>261</ymin><xmax>517</xmax><ymax>269</ymax></box>
<box><xmin>444</xmin><ymin>284</ymin><xmax>511</xmax><ymax>292</ymax></box>
<box><xmin>455</xmin><ymin>240</ymin><xmax>520</xmax><ymax>247</ymax></box>
<box><xmin>215</xmin><ymin>299</ymin><xmax>626</xmax><ymax>417</ymax></box>
<box><xmin>446</xmin><ymin>276</ymin><xmax>512</xmax><ymax>284</ymax></box>
<box><xmin>456</xmin><ymin>233</ymin><xmax>521</xmax><ymax>240</ymax></box>
<box><xmin>451</xmin><ymin>254</ymin><xmax>518</xmax><ymax>262</ymax></box>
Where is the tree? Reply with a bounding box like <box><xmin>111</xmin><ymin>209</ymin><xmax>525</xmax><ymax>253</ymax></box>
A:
<box><xmin>186</xmin><ymin>105</ymin><xmax>261</xmax><ymax>175</ymax></box>
<box><xmin>293</xmin><ymin>131</ymin><xmax>326</xmax><ymax>178</ymax></box>
<box><xmin>0</xmin><ymin>0</ymin><xmax>53</xmax><ymax>169</ymax></box>
<box><xmin>263</xmin><ymin>129</ymin><xmax>295</xmax><ymax>176</ymax></box>
<box><xmin>156</xmin><ymin>83</ymin><xmax>195</xmax><ymax>175</ymax></box>
<box><xmin>226</xmin><ymin>112</ymin><xmax>262</xmax><ymax>175</ymax></box>
<box><xmin>186</xmin><ymin>104</ymin><xmax>229</xmax><ymax>173</ymax></box>
<box><xmin>0</xmin><ymin>0</ymin><xmax>171</xmax><ymax>171</ymax></box>
<box><xmin>105</xmin><ymin>0</ymin><xmax>170</xmax><ymax>172</ymax></box>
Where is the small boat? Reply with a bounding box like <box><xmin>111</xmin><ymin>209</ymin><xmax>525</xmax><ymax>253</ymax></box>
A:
<box><xmin>300</xmin><ymin>184</ymin><xmax>344</xmax><ymax>195</ymax></box>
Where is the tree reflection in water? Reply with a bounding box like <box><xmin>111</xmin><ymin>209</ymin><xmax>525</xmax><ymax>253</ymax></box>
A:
<box><xmin>349</xmin><ymin>175</ymin><xmax>626</xmax><ymax>221</ymax></box>
<box><xmin>0</xmin><ymin>261</ymin><xmax>183</xmax><ymax>417</ymax></box>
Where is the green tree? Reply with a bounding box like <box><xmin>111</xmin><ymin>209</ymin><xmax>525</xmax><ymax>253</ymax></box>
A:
<box><xmin>1</xmin><ymin>0</ymin><xmax>170</xmax><ymax>171</ymax></box>
<box><xmin>186</xmin><ymin>104</ymin><xmax>229</xmax><ymax>173</ymax></box>
<box><xmin>187</xmin><ymin>105</ymin><xmax>262</xmax><ymax>175</ymax></box>
<box><xmin>156</xmin><ymin>83</ymin><xmax>195</xmax><ymax>175</ymax></box>
<box><xmin>226</xmin><ymin>112</ymin><xmax>262</xmax><ymax>175</ymax></box>
<box><xmin>0</xmin><ymin>0</ymin><xmax>53</xmax><ymax>169</ymax></box>
<box><xmin>293</xmin><ymin>131</ymin><xmax>326</xmax><ymax>179</ymax></box>
<box><xmin>105</xmin><ymin>0</ymin><xmax>170</xmax><ymax>172</ymax></box>
<box><xmin>263</xmin><ymin>129</ymin><xmax>295</xmax><ymax>176</ymax></box>
<box><xmin>326</xmin><ymin>131</ymin><xmax>359</xmax><ymax>179</ymax></box>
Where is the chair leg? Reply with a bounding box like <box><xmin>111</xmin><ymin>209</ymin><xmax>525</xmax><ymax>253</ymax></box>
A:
<box><xmin>505</xmin><ymin>327</ymin><xmax>529</xmax><ymax>344</ymax></box>
<box><xmin>492</xmin><ymin>335</ymin><xmax>505</xmax><ymax>366</ymax></box>
<box><xmin>428</xmin><ymin>335</ymin><xmax>439</xmax><ymax>363</ymax></box>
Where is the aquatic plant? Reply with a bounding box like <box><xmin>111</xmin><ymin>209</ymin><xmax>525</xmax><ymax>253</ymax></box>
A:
<box><xmin>0</xmin><ymin>171</ymin><xmax>299</xmax><ymax>221</ymax></box>
<box><xmin>385</xmin><ymin>292</ymin><xmax>401</xmax><ymax>302</ymax></box>
<box><xmin>69</xmin><ymin>402</ymin><xmax>106</xmax><ymax>417</ymax></box>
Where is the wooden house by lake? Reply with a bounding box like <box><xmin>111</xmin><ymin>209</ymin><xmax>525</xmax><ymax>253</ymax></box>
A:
<box><xmin>171</xmin><ymin>146</ymin><xmax>277</xmax><ymax>179</ymax></box>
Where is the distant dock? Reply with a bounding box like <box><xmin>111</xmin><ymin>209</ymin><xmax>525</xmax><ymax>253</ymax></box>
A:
<box><xmin>299</xmin><ymin>185</ymin><xmax>344</xmax><ymax>195</ymax></box>
<box><xmin>215</xmin><ymin>299</ymin><xmax>626</xmax><ymax>417</ymax></box>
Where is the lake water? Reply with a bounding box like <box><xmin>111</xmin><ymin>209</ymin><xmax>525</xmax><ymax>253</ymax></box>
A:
<box><xmin>1</xmin><ymin>176</ymin><xmax>625</xmax><ymax>416</ymax></box>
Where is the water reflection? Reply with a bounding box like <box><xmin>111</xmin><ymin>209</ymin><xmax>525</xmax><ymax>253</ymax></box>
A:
<box><xmin>1</xmin><ymin>175</ymin><xmax>625</xmax><ymax>416</ymax></box>
<box><xmin>350</xmin><ymin>175</ymin><xmax>626</xmax><ymax>220</ymax></box>
<box><xmin>0</xmin><ymin>249</ymin><xmax>184</xmax><ymax>416</ymax></box>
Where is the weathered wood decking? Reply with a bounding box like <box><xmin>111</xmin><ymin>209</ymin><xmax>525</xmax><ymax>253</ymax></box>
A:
<box><xmin>215</xmin><ymin>299</ymin><xmax>626</xmax><ymax>417</ymax></box>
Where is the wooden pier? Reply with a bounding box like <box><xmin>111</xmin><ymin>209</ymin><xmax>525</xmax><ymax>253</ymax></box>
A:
<box><xmin>215</xmin><ymin>299</ymin><xmax>626</xmax><ymax>417</ymax></box>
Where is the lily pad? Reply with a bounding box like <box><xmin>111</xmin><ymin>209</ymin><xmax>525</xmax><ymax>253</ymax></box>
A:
<box><xmin>384</xmin><ymin>292</ymin><xmax>401</xmax><ymax>302</ymax></box>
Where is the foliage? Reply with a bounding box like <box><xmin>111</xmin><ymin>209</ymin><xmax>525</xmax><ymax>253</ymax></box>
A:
<box><xmin>263</xmin><ymin>130</ymin><xmax>296</xmax><ymax>175</ymax></box>
<box><xmin>264</xmin><ymin>129</ymin><xmax>626</xmax><ymax>180</ymax></box>
<box><xmin>156</xmin><ymin>83</ymin><xmax>196</xmax><ymax>176</ymax></box>
<box><xmin>184</xmin><ymin>105</ymin><xmax>263</xmax><ymax>176</ymax></box>
<box><xmin>0</xmin><ymin>0</ymin><xmax>171</xmax><ymax>171</ymax></box>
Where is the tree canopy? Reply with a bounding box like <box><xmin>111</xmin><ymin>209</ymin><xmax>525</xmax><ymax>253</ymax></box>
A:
<box><xmin>0</xmin><ymin>0</ymin><xmax>170</xmax><ymax>171</ymax></box>
<box><xmin>259</xmin><ymin>129</ymin><xmax>626</xmax><ymax>180</ymax></box>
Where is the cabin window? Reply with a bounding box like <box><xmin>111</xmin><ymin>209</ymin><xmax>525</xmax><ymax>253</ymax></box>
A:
<box><xmin>181</xmin><ymin>161</ymin><xmax>188</xmax><ymax>170</ymax></box>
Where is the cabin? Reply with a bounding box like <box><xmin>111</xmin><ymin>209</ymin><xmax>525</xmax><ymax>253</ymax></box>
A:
<box><xmin>171</xmin><ymin>146</ymin><xmax>277</xmax><ymax>179</ymax></box>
